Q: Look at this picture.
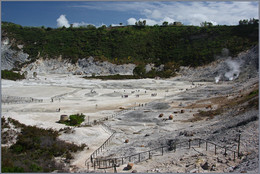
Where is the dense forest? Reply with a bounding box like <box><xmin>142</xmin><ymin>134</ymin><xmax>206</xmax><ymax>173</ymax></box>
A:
<box><xmin>1</xmin><ymin>20</ymin><xmax>258</xmax><ymax>68</ymax></box>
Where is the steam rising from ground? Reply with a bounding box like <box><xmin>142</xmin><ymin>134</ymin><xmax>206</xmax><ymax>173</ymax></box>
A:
<box><xmin>214</xmin><ymin>48</ymin><xmax>243</xmax><ymax>83</ymax></box>
<box><xmin>215</xmin><ymin>58</ymin><xmax>243</xmax><ymax>83</ymax></box>
<box><xmin>224</xmin><ymin>59</ymin><xmax>242</xmax><ymax>81</ymax></box>
<box><xmin>215</xmin><ymin>75</ymin><xmax>221</xmax><ymax>83</ymax></box>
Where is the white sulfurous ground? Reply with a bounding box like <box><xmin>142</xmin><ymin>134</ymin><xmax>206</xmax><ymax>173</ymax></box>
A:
<box><xmin>1</xmin><ymin>74</ymin><xmax>197</xmax><ymax>169</ymax></box>
<box><xmin>1</xmin><ymin>74</ymin><xmax>196</xmax><ymax>129</ymax></box>
<box><xmin>1</xmin><ymin>73</ymin><xmax>258</xmax><ymax>173</ymax></box>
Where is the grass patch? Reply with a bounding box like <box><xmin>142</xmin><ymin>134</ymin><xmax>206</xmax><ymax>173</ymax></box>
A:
<box><xmin>196</xmin><ymin>109</ymin><xmax>224</xmax><ymax>118</ymax></box>
<box><xmin>247</xmin><ymin>89</ymin><xmax>258</xmax><ymax>99</ymax></box>
<box><xmin>183</xmin><ymin>87</ymin><xmax>259</xmax><ymax>123</ymax></box>
<box><xmin>228</xmin><ymin>89</ymin><xmax>259</xmax><ymax>108</ymax></box>
<box><xmin>182</xmin><ymin>108</ymin><xmax>224</xmax><ymax>122</ymax></box>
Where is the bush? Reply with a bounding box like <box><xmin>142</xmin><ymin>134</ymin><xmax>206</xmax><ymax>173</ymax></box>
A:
<box><xmin>1</xmin><ymin>118</ymin><xmax>86</xmax><ymax>172</ymax></box>
<box><xmin>29</xmin><ymin>164</ymin><xmax>42</xmax><ymax>172</ymax></box>
<box><xmin>133</xmin><ymin>64</ymin><xmax>146</xmax><ymax>77</ymax></box>
<box><xmin>59</xmin><ymin>113</ymin><xmax>86</xmax><ymax>126</ymax></box>
<box><xmin>1</xmin><ymin>70</ymin><xmax>25</xmax><ymax>81</ymax></box>
<box><xmin>2</xmin><ymin>166</ymin><xmax>25</xmax><ymax>173</ymax></box>
<box><xmin>11</xmin><ymin>144</ymin><xmax>24</xmax><ymax>153</ymax></box>
<box><xmin>68</xmin><ymin>113</ymin><xmax>85</xmax><ymax>126</ymax></box>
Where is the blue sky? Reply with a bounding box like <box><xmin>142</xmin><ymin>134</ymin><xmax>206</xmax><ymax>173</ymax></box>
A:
<box><xmin>1</xmin><ymin>1</ymin><xmax>259</xmax><ymax>28</ymax></box>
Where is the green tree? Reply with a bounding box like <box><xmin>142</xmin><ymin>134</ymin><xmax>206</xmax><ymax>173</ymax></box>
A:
<box><xmin>33</xmin><ymin>72</ymin><xmax>37</xmax><ymax>78</ymax></box>
<box><xmin>162</xmin><ymin>21</ymin><xmax>168</xmax><ymax>26</ymax></box>
<box><xmin>239</xmin><ymin>19</ymin><xmax>249</xmax><ymax>25</ymax></box>
<box><xmin>133</xmin><ymin>64</ymin><xmax>146</xmax><ymax>77</ymax></box>
<box><xmin>68</xmin><ymin>114</ymin><xmax>85</xmax><ymax>126</ymax></box>
<box><xmin>200</xmin><ymin>21</ymin><xmax>213</xmax><ymax>27</ymax></box>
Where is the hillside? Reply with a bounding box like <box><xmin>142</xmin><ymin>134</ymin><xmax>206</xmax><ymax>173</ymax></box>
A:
<box><xmin>1</xmin><ymin>24</ymin><xmax>259</xmax><ymax>171</ymax></box>
<box><xmin>1</xmin><ymin>21</ymin><xmax>258</xmax><ymax>70</ymax></box>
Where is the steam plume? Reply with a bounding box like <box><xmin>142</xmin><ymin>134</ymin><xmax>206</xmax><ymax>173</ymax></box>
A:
<box><xmin>224</xmin><ymin>59</ymin><xmax>242</xmax><ymax>81</ymax></box>
<box><xmin>215</xmin><ymin>75</ymin><xmax>221</xmax><ymax>83</ymax></box>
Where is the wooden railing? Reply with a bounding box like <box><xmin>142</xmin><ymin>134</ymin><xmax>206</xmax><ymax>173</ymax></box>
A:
<box><xmin>2</xmin><ymin>95</ymin><xmax>43</xmax><ymax>104</ymax></box>
<box><xmin>88</xmin><ymin>138</ymin><xmax>240</xmax><ymax>170</ymax></box>
<box><xmin>85</xmin><ymin>123</ymin><xmax>116</xmax><ymax>167</ymax></box>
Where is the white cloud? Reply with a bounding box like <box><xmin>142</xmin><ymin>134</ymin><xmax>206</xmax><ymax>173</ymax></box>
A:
<box><xmin>110</xmin><ymin>24</ymin><xmax>119</xmax><ymax>27</ymax></box>
<box><xmin>160</xmin><ymin>17</ymin><xmax>175</xmax><ymax>24</ymax></box>
<box><xmin>127</xmin><ymin>17</ymin><xmax>158</xmax><ymax>26</ymax></box>
<box><xmin>72</xmin><ymin>22</ymin><xmax>90</xmax><ymax>27</ymax></box>
<box><xmin>141</xmin><ymin>18</ymin><xmax>157</xmax><ymax>26</ymax></box>
<box><xmin>98</xmin><ymin>23</ymin><xmax>107</xmax><ymax>28</ymax></box>
<box><xmin>72</xmin><ymin>1</ymin><xmax>258</xmax><ymax>26</ymax></box>
<box><xmin>71</xmin><ymin>2</ymin><xmax>156</xmax><ymax>12</ymax></box>
<box><xmin>127</xmin><ymin>18</ymin><xmax>137</xmax><ymax>25</ymax></box>
<box><xmin>57</xmin><ymin>14</ymin><xmax>70</xmax><ymax>28</ymax></box>
<box><xmin>143</xmin><ymin>9</ymin><xmax>162</xmax><ymax>20</ymax></box>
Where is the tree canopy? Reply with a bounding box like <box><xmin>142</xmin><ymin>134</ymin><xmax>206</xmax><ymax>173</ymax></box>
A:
<box><xmin>2</xmin><ymin>20</ymin><xmax>258</xmax><ymax>68</ymax></box>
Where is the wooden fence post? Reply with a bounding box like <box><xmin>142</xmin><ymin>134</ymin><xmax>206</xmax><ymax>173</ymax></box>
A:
<box><xmin>149</xmin><ymin>151</ymin><xmax>151</xmax><ymax>159</ymax></box>
<box><xmin>215</xmin><ymin>144</ymin><xmax>217</xmax><ymax>155</ymax></box>
<box><xmin>237</xmin><ymin>133</ymin><xmax>241</xmax><ymax>158</ymax></box>
<box><xmin>206</xmin><ymin>142</ymin><xmax>208</xmax><ymax>151</ymax></box>
<box><xmin>198</xmin><ymin>139</ymin><xmax>201</xmax><ymax>148</ymax></box>
<box><xmin>189</xmin><ymin>139</ymin><xmax>191</xmax><ymax>149</ymax></box>
<box><xmin>139</xmin><ymin>153</ymin><xmax>141</xmax><ymax>162</ymax></box>
<box><xmin>122</xmin><ymin>158</ymin><xmax>124</xmax><ymax>165</ymax></box>
<box><xmin>162</xmin><ymin>147</ymin><xmax>164</xmax><ymax>155</ymax></box>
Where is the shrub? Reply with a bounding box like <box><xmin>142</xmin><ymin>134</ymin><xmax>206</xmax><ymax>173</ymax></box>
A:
<box><xmin>58</xmin><ymin>113</ymin><xmax>86</xmax><ymax>126</ymax></box>
<box><xmin>11</xmin><ymin>144</ymin><xmax>24</xmax><ymax>153</ymax></box>
<box><xmin>30</xmin><ymin>164</ymin><xmax>42</xmax><ymax>172</ymax></box>
<box><xmin>1</xmin><ymin>118</ymin><xmax>86</xmax><ymax>172</ymax></box>
<box><xmin>65</xmin><ymin>152</ymin><xmax>73</xmax><ymax>160</ymax></box>
<box><xmin>69</xmin><ymin>114</ymin><xmax>85</xmax><ymax>126</ymax></box>
<box><xmin>2</xmin><ymin>166</ymin><xmax>25</xmax><ymax>173</ymax></box>
<box><xmin>1</xmin><ymin>70</ymin><xmax>25</xmax><ymax>81</ymax></box>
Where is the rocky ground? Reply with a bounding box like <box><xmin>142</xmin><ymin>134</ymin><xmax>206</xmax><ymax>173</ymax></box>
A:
<box><xmin>88</xmin><ymin>77</ymin><xmax>258</xmax><ymax>173</ymax></box>
<box><xmin>1</xmin><ymin>46</ymin><xmax>259</xmax><ymax>173</ymax></box>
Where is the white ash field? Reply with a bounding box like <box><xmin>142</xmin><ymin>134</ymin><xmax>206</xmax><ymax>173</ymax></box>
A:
<box><xmin>2</xmin><ymin>46</ymin><xmax>259</xmax><ymax>173</ymax></box>
<box><xmin>2</xmin><ymin>71</ymin><xmax>259</xmax><ymax>173</ymax></box>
